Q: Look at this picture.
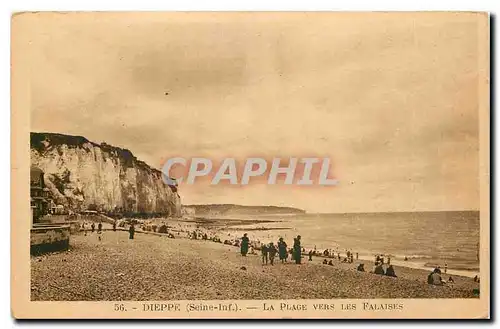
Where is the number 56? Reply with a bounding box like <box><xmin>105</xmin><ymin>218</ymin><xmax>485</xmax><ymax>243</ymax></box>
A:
<box><xmin>114</xmin><ymin>304</ymin><xmax>126</xmax><ymax>311</ymax></box>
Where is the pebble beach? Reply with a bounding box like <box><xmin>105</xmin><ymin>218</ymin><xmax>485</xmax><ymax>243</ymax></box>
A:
<box><xmin>31</xmin><ymin>230</ymin><xmax>480</xmax><ymax>301</ymax></box>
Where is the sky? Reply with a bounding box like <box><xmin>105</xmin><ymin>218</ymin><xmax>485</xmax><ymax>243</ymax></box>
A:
<box><xmin>26</xmin><ymin>12</ymin><xmax>484</xmax><ymax>213</ymax></box>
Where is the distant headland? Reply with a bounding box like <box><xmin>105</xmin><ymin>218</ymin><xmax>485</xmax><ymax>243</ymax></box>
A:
<box><xmin>182</xmin><ymin>204</ymin><xmax>306</xmax><ymax>216</ymax></box>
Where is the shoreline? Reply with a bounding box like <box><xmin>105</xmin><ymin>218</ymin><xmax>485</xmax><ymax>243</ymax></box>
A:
<box><xmin>103</xmin><ymin>218</ymin><xmax>480</xmax><ymax>280</ymax></box>
<box><xmin>162</xmin><ymin>217</ymin><xmax>480</xmax><ymax>277</ymax></box>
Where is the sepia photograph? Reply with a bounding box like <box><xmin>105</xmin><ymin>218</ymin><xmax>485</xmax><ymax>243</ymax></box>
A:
<box><xmin>11</xmin><ymin>11</ymin><xmax>489</xmax><ymax>319</ymax></box>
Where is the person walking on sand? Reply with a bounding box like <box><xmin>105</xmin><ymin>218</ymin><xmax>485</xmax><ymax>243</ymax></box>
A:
<box><xmin>278</xmin><ymin>238</ymin><xmax>288</xmax><ymax>263</ymax></box>
<box><xmin>268</xmin><ymin>242</ymin><xmax>277</xmax><ymax>265</ymax></box>
<box><xmin>261</xmin><ymin>243</ymin><xmax>269</xmax><ymax>265</ymax></box>
<box><xmin>129</xmin><ymin>224</ymin><xmax>135</xmax><ymax>240</ymax></box>
<box><xmin>293</xmin><ymin>235</ymin><xmax>302</xmax><ymax>264</ymax></box>
<box><xmin>240</xmin><ymin>233</ymin><xmax>250</xmax><ymax>256</ymax></box>
<box><xmin>308</xmin><ymin>250</ymin><xmax>313</xmax><ymax>261</ymax></box>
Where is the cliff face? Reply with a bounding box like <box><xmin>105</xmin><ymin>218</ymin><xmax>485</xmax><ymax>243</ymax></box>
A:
<box><xmin>30</xmin><ymin>132</ymin><xmax>181</xmax><ymax>217</ymax></box>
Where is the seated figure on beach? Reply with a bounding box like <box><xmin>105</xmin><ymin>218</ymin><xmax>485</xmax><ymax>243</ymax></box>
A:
<box><xmin>357</xmin><ymin>263</ymin><xmax>365</xmax><ymax>272</ymax></box>
<box><xmin>323</xmin><ymin>249</ymin><xmax>329</xmax><ymax>257</ymax></box>
<box><xmin>240</xmin><ymin>233</ymin><xmax>250</xmax><ymax>256</ymax></box>
<box><xmin>323</xmin><ymin>259</ymin><xmax>328</xmax><ymax>264</ymax></box>
<box><xmin>261</xmin><ymin>243</ymin><xmax>269</xmax><ymax>265</ymax></box>
<box><xmin>428</xmin><ymin>268</ymin><xmax>445</xmax><ymax>285</ymax></box>
<box><xmin>448</xmin><ymin>276</ymin><xmax>454</xmax><ymax>283</ymax></box>
<box><xmin>268</xmin><ymin>242</ymin><xmax>277</xmax><ymax>265</ymax></box>
<box><xmin>385</xmin><ymin>265</ymin><xmax>397</xmax><ymax>277</ymax></box>
<box><xmin>328</xmin><ymin>260</ymin><xmax>334</xmax><ymax>266</ymax></box>
<box><xmin>277</xmin><ymin>237</ymin><xmax>288</xmax><ymax>263</ymax></box>
<box><xmin>373</xmin><ymin>263</ymin><xmax>385</xmax><ymax>275</ymax></box>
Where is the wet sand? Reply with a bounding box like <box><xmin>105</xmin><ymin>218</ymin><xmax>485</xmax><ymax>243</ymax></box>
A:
<box><xmin>31</xmin><ymin>230</ymin><xmax>479</xmax><ymax>301</ymax></box>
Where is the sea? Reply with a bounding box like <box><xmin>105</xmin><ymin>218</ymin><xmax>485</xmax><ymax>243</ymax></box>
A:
<box><xmin>209</xmin><ymin>211</ymin><xmax>480</xmax><ymax>275</ymax></box>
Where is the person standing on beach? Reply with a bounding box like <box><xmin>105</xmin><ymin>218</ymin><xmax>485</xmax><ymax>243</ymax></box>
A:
<box><xmin>112</xmin><ymin>221</ymin><xmax>116</xmax><ymax>231</ymax></box>
<box><xmin>278</xmin><ymin>238</ymin><xmax>288</xmax><ymax>263</ymax></box>
<box><xmin>268</xmin><ymin>242</ymin><xmax>277</xmax><ymax>265</ymax></box>
<box><xmin>308</xmin><ymin>250</ymin><xmax>313</xmax><ymax>261</ymax></box>
<box><xmin>91</xmin><ymin>222</ymin><xmax>95</xmax><ymax>233</ymax></box>
<box><xmin>356</xmin><ymin>252</ymin><xmax>359</xmax><ymax>260</ymax></box>
<box><xmin>261</xmin><ymin>243</ymin><xmax>269</xmax><ymax>265</ymax></box>
<box><xmin>293</xmin><ymin>235</ymin><xmax>302</xmax><ymax>264</ymax></box>
<box><xmin>444</xmin><ymin>262</ymin><xmax>448</xmax><ymax>274</ymax></box>
<box><xmin>240</xmin><ymin>233</ymin><xmax>250</xmax><ymax>256</ymax></box>
<box><xmin>98</xmin><ymin>222</ymin><xmax>102</xmax><ymax>233</ymax></box>
<box><xmin>129</xmin><ymin>224</ymin><xmax>135</xmax><ymax>240</ymax></box>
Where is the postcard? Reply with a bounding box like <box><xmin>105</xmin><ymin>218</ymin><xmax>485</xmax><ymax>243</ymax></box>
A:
<box><xmin>11</xmin><ymin>12</ymin><xmax>490</xmax><ymax>319</ymax></box>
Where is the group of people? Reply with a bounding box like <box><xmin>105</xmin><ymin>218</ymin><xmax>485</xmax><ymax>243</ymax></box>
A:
<box><xmin>374</xmin><ymin>254</ymin><xmax>391</xmax><ymax>265</ymax></box>
<box><xmin>239</xmin><ymin>234</ymin><xmax>304</xmax><ymax>266</ymax></box>
<box><xmin>81</xmin><ymin>221</ymin><xmax>103</xmax><ymax>233</ymax></box>
<box><xmin>319</xmin><ymin>249</ymin><xmax>359</xmax><ymax>263</ymax></box>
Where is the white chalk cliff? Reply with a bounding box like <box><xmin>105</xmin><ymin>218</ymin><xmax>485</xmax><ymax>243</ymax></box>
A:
<box><xmin>30</xmin><ymin>132</ymin><xmax>181</xmax><ymax>217</ymax></box>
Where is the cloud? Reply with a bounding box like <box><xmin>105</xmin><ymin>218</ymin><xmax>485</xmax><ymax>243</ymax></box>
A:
<box><xmin>28</xmin><ymin>12</ymin><xmax>482</xmax><ymax>212</ymax></box>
